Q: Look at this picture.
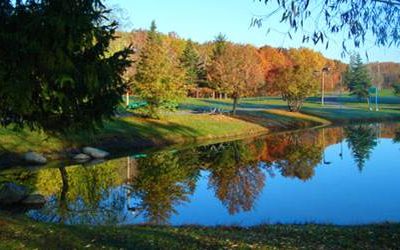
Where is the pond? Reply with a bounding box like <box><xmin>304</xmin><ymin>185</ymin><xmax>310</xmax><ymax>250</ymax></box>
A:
<box><xmin>1</xmin><ymin>123</ymin><xmax>400</xmax><ymax>226</ymax></box>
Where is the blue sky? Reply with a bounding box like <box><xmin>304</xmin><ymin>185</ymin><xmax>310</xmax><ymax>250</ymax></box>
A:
<box><xmin>108</xmin><ymin>0</ymin><xmax>400</xmax><ymax>63</ymax></box>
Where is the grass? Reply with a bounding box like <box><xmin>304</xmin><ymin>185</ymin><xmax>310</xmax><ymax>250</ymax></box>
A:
<box><xmin>1</xmin><ymin>96</ymin><xmax>400</xmax><ymax>165</ymax></box>
<box><xmin>0</xmin><ymin>213</ymin><xmax>399</xmax><ymax>249</ymax></box>
<box><xmin>0</xmin><ymin>113</ymin><xmax>268</xmax><ymax>165</ymax></box>
<box><xmin>180</xmin><ymin>97</ymin><xmax>400</xmax><ymax>124</ymax></box>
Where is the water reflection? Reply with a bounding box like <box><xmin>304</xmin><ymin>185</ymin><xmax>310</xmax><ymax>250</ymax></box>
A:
<box><xmin>1</xmin><ymin>123</ymin><xmax>400</xmax><ymax>226</ymax></box>
<box><xmin>345</xmin><ymin>125</ymin><xmax>379</xmax><ymax>171</ymax></box>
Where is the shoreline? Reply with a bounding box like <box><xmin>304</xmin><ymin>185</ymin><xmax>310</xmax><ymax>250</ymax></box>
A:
<box><xmin>1</xmin><ymin>106</ymin><xmax>400</xmax><ymax>169</ymax></box>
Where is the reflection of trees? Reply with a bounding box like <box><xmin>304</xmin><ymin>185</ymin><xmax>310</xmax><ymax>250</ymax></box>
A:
<box><xmin>345</xmin><ymin>125</ymin><xmax>378</xmax><ymax>171</ymax></box>
<box><xmin>127</xmin><ymin>151</ymin><xmax>200</xmax><ymax>224</ymax></box>
<box><xmin>394</xmin><ymin>129</ymin><xmax>400</xmax><ymax>143</ymax></box>
<box><xmin>266</xmin><ymin>133</ymin><xmax>323</xmax><ymax>181</ymax></box>
<box><xmin>29</xmin><ymin>160</ymin><xmax>126</xmax><ymax>225</ymax></box>
<box><xmin>205</xmin><ymin>141</ymin><xmax>265</xmax><ymax>214</ymax></box>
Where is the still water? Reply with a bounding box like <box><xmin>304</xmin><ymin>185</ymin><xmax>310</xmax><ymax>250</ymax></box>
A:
<box><xmin>1</xmin><ymin>123</ymin><xmax>400</xmax><ymax>226</ymax></box>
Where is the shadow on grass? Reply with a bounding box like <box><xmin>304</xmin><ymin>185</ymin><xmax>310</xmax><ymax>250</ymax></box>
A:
<box><xmin>1</xmin><ymin>213</ymin><xmax>400</xmax><ymax>249</ymax></box>
<box><xmin>58</xmin><ymin>118</ymin><xmax>203</xmax><ymax>154</ymax></box>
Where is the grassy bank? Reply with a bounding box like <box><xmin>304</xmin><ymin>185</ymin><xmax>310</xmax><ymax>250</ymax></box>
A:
<box><xmin>1</xmin><ymin>97</ymin><xmax>400</xmax><ymax>165</ymax></box>
<box><xmin>0</xmin><ymin>113</ymin><xmax>268</xmax><ymax>164</ymax></box>
<box><xmin>0</xmin><ymin>213</ymin><xmax>399</xmax><ymax>249</ymax></box>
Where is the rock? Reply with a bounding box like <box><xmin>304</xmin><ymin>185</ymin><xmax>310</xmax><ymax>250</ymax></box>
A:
<box><xmin>23</xmin><ymin>152</ymin><xmax>47</xmax><ymax>165</ymax></box>
<box><xmin>82</xmin><ymin>147</ymin><xmax>109</xmax><ymax>159</ymax></box>
<box><xmin>73</xmin><ymin>153</ymin><xmax>91</xmax><ymax>162</ymax></box>
<box><xmin>21</xmin><ymin>194</ymin><xmax>46</xmax><ymax>206</ymax></box>
<box><xmin>0</xmin><ymin>182</ymin><xmax>29</xmax><ymax>204</ymax></box>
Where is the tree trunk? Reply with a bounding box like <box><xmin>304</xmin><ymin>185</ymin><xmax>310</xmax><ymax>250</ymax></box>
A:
<box><xmin>126</xmin><ymin>92</ymin><xmax>130</xmax><ymax>106</ymax></box>
<box><xmin>367</xmin><ymin>96</ymin><xmax>371</xmax><ymax>110</ymax></box>
<box><xmin>232</xmin><ymin>96</ymin><xmax>238</xmax><ymax>115</ymax></box>
<box><xmin>59</xmin><ymin>167</ymin><xmax>69</xmax><ymax>224</ymax></box>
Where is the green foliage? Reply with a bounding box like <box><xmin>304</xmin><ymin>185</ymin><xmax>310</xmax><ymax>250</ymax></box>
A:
<box><xmin>0</xmin><ymin>0</ymin><xmax>132</xmax><ymax>132</ymax></box>
<box><xmin>179</xmin><ymin>40</ymin><xmax>205</xmax><ymax>88</ymax></box>
<box><xmin>275</xmin><ymin>48</ymin><xmax>325</xmax><ymax>112</ymax></box>
<box><xmin>345</xmin><ymin>54</ymin><xmax>372</xmax><ymax>101</ymax></box>
<box><xmin>393</xmin><ymin>83</ymin><xmax>400</xmax><ymax>96</ymax></box>
<box><xmin>211</xmin><ymin>33</ymin><xmax>227</xmax><ymax>59</ymax></box>
<box><xmin>134</xmin><ymin>21</ymin><xmax>186</xmax><ymax>118</ymax></box>
<box><xmin>345</xmin><ymin>125</ymin><xmax>378</xmax><ymax>171</ymax></box>
<box><xmin>128</xmin><ymin>151</ymin><xmax>200</xmax><ymax>224</ymax></box>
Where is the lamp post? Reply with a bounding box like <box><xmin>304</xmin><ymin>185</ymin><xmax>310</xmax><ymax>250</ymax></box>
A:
<box><xmin>321</xmin><ymin>67</ymin><xmax>330</xmax><ymax>106</ymax></box>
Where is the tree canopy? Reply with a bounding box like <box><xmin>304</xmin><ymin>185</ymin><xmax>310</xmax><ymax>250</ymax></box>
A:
<box><xmin>0</xmin><ymin>0</ymin><xmax>132</xmax><ymax>132</ymax></box>
<box><xmin>207</xmin><ymin>42</ymin><xmax>265</xmax><ymax>114</ymax></box>
<box><xmin>273</xmin><ymin>48</ymin><xmax>326</xmax><ymax>111</ymax></box>
<box><xmin>344</xmin><ymin>53</ymin><xmax>372</xmax><ymax>102</ymax></box>
<box><xmin>134</xmin><ymin>21</ymin><xmax>186</xmax><ymax>118</ymax></box>
<box><xmin>253</xmin><ymin>0</ymin><xmax>400</xmax><ymax>54</ymax></box>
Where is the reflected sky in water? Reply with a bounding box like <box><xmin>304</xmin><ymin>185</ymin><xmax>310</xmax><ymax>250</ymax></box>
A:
<box><xmin>2</xmin><ymin>123</ymin><xmax>400</xmax><ymax>226</ymax></box>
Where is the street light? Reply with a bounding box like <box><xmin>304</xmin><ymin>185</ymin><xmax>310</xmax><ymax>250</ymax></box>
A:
<box><xmin>321</xmin><ymin>67</ymin><xmax>330</xmax><ymax>106</ymax></box>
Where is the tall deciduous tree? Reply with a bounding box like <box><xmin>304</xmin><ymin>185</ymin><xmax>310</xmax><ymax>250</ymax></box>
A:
<box><xmin>134</xmin><ymin>21</ymin><xmax>185</xmax><ymax>118</ymax></box>
<box><xmin>344</xmin><ymin>54</ymin><xmax>372</xmax><ymax>104</ymax></box>
<box><xmin>0</xmin><ymin>0</ymin><xmax>132</xmax><ymax>132</ymax></box>
<box><xmin>207</xmin><ymin>43</ymin><xmax>264</xmax><ymax>114</ymax></box>
<box><xmin>274</xmin><ymin>48</ymin><xmax>326</xmax><ymax>112</ymax></box>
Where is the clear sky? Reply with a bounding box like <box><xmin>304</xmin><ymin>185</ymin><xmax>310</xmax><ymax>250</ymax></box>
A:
<box><xmin>108</xmin><ymin>0</ymin><xmax>400</xmax><ymax>63</ymax></box>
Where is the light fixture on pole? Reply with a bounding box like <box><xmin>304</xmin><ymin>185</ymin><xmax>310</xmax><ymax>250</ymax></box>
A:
<box><xmin>321</xmin><ymin>67</ymin><xmax>330</xmax><ymax>106</ymax></box>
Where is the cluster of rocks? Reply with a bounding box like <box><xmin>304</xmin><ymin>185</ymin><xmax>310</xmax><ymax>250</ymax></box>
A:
<box><xmin>23</xmin><ymin>147</ymin><xmax>110</xmax><ymax>165</ymax></box>
<box><xmin>0</xmin><ymin>182</ymin><xmax>46</xmax><ymax>207</ymax></box>
<box><xmin>73</xmin><ymin>147</ymin><xmax>110</xmax><ymax>163</ymax></box>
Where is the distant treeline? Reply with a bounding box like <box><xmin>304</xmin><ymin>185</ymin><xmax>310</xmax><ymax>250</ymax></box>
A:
<box><xmin>111</xmin><ymin>29</ymin><xmax>399</xmax><ymax>96</ymax></box>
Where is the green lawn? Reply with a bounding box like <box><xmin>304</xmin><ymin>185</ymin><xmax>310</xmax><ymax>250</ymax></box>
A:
<box><xmin>1</xmin><ymin>96</ymin><xmax>400</xmax><ymax>164</ymax></box>
<box><xmin>179</xmin><ymin>97</ymin><xmax>400</xmax><ymax>124</ymax></box>
<box><xmin>0</xmin><ymin>113</ymin><xmax>268</xmax><ymax>162</ymax></box>
<box><xmin>0</xmin><ymin>213</ymin><xmax>399</xmax><ymax>249</ymax></box>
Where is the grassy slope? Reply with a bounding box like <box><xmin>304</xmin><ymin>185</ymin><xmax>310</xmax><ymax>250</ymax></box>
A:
<box><xmin>0</xmin><ymin>114</ymin><xmax>268</xmax><ymax>158</ymax></box>
<box><xmin>2</xmin><ymin>97</ymin><xmax>400</xmax><ymax>158</ymax></box>
<box><xmin>0</xmin><ymin>213</ymin><xmax>399</xmax><ymax>250</ymax></box>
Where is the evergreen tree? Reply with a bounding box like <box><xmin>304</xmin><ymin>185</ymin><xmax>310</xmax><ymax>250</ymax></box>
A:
<box><xmin>345</xmin><ymin>125</ymin><xmax>377</xmax><ymax>172</ymax></box>
<box><xmin>212</xmin><ymin>33</ymin><xmax>227</xmax><ymax>60</ymax></box>
<box><xmin>345</xmin><ymin>54</ymin><xmax>372</xmax><ymax>104</ymax></box>
<box><xmin>0</xmin><ymin>0</ymin><xmax>132</xmax><ymax>132</ymax></box>
<box><xmin>134</xmin><ymin>21</ymin><xmax>185</xmax><ymax>118</ymax></box>
<box><xmin>179</xmin><ymin>40</ymin><xmax>203</xmax><ymax>88</ymax></box>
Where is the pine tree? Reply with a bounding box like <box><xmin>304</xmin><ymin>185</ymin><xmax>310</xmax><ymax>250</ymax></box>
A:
<box><xmin>179</xmin><ymin>40</ymin><xmax>202</xmax><ymax>88</ymax></box>
<box><xmin>212</xmin><ymin>33</ymin><xmax>227</xmax><ymax>60</ymax></box>
<box><xmin>345</xmin><ymin>54</ymin><xmax>372</xmax><ymax>104</ymax></box>
<box><xmin>134</xmin><ymin>21</ymin><xmax>185</xmax><ymax>118</ymax></box>
<box><xmin>0</xmin><ymin>0</ymin><xmax>132</xmax><ymax>132</ymax></box>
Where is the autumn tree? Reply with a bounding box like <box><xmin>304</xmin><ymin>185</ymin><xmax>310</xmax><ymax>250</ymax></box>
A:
<box><xmin>0</xmin><ymin>0</ymin><xmax>132</xmax><ymax>132</ymax></box>
<box><xmin>274</xmin><ymin>48</ymin><xmax>326</xmax><ymax>112</ymax></box>
<box><xmin>344</xmin><ymin>54</ymin><xmax>372</xmax><ymax>104</ymax></box>
<box><xmin>207</xmin><ymin>43</ymin><xmax>264</xmax><ymax>114</ymax></box>
<box><xmin>206</xmin><ymin>141</ymin><xmax>265</xmax><ymax>214</ymax></box>
<box><xmin>134</xmin><ymin>21</ymin><xmax>185</xmax><ymax>118</ymax></box>
<box><xmin>259</xmin><ymin>46</ymin><xmax>290</xmax><ymax>95</ymax></box>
